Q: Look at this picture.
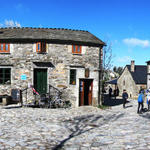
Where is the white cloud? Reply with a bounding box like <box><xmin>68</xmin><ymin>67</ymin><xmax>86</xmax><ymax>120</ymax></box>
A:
<box><xmin>15</xmin><ymin>3</ymin><xmax>23</xmax><ymax>10</ymax></box>
<box><xmin>117</xmin><ymin>56</ymin><xmax>132</xmax><ymax>63</ymax></box>
<box><xmin>4</xmin><ymin>20</ymin><xmax>21</xmax><ymax>27</ymax></box>
<box><xmin>123</xmin><ymin>38</ymin><xmax>150</xmax><ymax>48</ymax></box>
<box><xmin>14</xmin><ymin>3</ymin><xmax>29</xmax><ymax>14</ymax></box>
<box><xmin>39</xmin><ymin>24</ymin><xmax>43</xmax><ymax>28</ymax></box>
<box><xmin>0</xmin><ymin>23</ymin><xmax>3</xmax><ymax>27</ymax></box>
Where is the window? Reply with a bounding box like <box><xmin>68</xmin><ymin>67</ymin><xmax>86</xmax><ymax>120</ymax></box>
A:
<box><xmin>36</xmin><ymin>42</ymin><xmax>46</xmax><ymax>53</ymax></box>
<box><xmin>0</xmin><ymin>68</ymin><xmax>11</xmax><ymax>84</ymax></box>
<box><xmin>0</xmin><ymin>43</ymin><xmax>10</xmax><ymax>53</ymax></box>
<box><xmin>70</xmin><ymin>69</ymin><xmax>76</xmax><ymax>85</ymax></box>
<box><xmin>72</xmin><ymin>45</ymin><xmax>82</xmax><ymax>54</ymax></box>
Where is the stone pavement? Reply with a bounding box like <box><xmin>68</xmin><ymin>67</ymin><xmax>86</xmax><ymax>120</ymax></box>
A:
<box><xmin>0</xmin><ymin>99</ymin><xmax>150</xmax><ymax>150</ymax></box>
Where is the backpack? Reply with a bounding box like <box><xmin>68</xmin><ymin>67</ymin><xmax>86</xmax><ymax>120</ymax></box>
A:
<box><xmin>138</xmin><ymin>94</ymin><xmax>143</xmax><ymax>103</ymax></box>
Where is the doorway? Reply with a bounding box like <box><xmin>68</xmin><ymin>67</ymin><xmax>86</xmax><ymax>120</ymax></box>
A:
<box><xmin>34</xmin><ymin>69</ymin><xmax>47</xmax><ymax>95</ymax></box>
<box><xmin>79</xmin><ymin>79</ymin><xmax>93</xmax><ymax>106</ymax></box>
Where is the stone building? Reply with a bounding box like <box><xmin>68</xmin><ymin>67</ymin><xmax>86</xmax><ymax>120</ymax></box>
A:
<box><xmin>0</xmin><ymin>27</ymin><xmax>105</xmax><ymax>107</ymax></box>
<box><xmin>146</xmin><ymin>61</ymin><xmax>150</xmax><ymax>89</ymax></box>
<box><xmin>117</xmin><ymin>61</ymin><xmax>147</xmax><ymax>99</ymax></box>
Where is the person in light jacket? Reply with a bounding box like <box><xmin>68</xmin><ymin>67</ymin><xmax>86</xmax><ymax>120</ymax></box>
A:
<box><xmin>137</xmin><ymin>90</ymin><xmax>144</xmax><ymax>114</ymax></box>
<box><xmin>146</xmin><ymin>89</ymin><xmax>150</xmax><ymax>111</ymax></box>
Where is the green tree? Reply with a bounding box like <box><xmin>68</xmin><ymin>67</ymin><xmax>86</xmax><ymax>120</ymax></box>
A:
<box><xmin>113</xmin><ymin>66</ymin><xmax>123</xmax><ymax>76</ymax></box>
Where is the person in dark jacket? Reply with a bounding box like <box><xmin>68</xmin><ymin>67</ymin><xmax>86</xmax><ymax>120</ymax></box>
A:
<box><xmin>122</xmin><ymin>89</ymin><xmax>128</xmax><ymax>108</ymax></box>
<box><xmin>109</xmin><ymin>86</ymin><xmax>112</xmax><ymax>98</ymax></box>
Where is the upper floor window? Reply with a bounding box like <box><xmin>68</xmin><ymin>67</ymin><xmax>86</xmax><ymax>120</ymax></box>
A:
<box><xmin>36</xmin><ymin>42</ymin><xmax>46</xmax><ymax>53</ymax></box>
<box><xmin>0</xmin><ymin>43</ymin><xmax>10</xmax><ymax>53</ymax></box>
<box><xmin>72</xmin><ymin>45</ymin><xmax>82</xmax><ymax>54</ymax></box>
<box><xmin>0</xmin><ymin>68</ymin><xmax>11</xmax><ymax>84</ymax></box>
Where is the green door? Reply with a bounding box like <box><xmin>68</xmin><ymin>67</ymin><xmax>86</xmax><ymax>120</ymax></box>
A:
<box><xmin>34</xmin><ymin>69</ymin><xmax>47</xmax><ymax>95</ymax></box>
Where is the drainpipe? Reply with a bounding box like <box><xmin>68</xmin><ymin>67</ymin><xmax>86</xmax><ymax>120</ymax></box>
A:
<box><xmin>98</xmin><ymin>46</ymin><xmax>103</xmax><ymax>106</ymax></box>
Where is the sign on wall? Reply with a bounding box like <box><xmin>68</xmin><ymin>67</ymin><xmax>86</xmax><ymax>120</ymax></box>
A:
<box><xmin>21</xmin><ymin>74</ymin><xmax>27</xmax><ymax>80</ymax></box>
<box><xmin>85</xmin><ymin>68</ymin><xmax>90</xmax><ymax>78</ymax></box>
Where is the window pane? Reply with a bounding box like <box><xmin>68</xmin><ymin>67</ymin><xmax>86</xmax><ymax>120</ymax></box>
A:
<box><xmin>41</xmin><ymin>42</ymin><xmax>46</xmax><ymax>52</ymax></box>
<box><xmin>4</xmin><ymin>78</ymin><xmax>10</xmax><ymax>84</ymax></box>
<box><xmin>5</xmin><ymin>73</ymin><xmax>10</xmax><ymax>79</ymax></box>
<box><xmin>0</xmin><ymin>73</ymin><xmax>3</xmax><ymax>78</ymax></box>
<box><xmin>73</xmin><ymin>45</ymin><xmax>76</xmax><ymax>52</ymax></box>
<box><xmin>0</xmin><ymin>78</ymin><xmax>3</xmax><ymax>84</ymax></box>
<box><xmin>70</xmin><ymin>69</ymin><xmax>76</xmax><ymax>85</ymax></box>
<box><xmin>5</xmin><ymin>68</ymin><xmax>10</xmax><ymax>74</ymax></box>
<box><xmin>0</xmin><ymin>69</ymin><xmax>3</xmax><ymax>74</ymax></box>
<box><xmin>77</xmin><ymin>46</ymin><xmax>80</xmax><ymax>52</ymax></box>
<box><xmin>5</xmin><ymin>44</ymin><xmax>8</xmax><ymax>50</ymax></box>
<box><xmin>1</xmin><ymin>44</ymin><xmax>3</xmax><ymax>50</ymax></box>
<box><xmin>38</xmin><ymin>43</ymin><xmax>40</xmax><ymax>51</ymax></box>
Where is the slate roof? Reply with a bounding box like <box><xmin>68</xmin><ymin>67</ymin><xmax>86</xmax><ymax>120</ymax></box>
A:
<box><xmin>126</xmin><ymin>65</ymin><xmax>147</xmax><ymax>84</ymax></box>
<box><xmin>33</xmin><ymin>62</ymin><xmax>54</xmax><ymax>68</ymax></box>
<box><xmin>0</xmin><ymin>27</ymin><xmax>105</xmax><ymax>46</ymax></box>
<box><xmin>106</xmin><ymin>78</ymin><xmax>117</xmax><ymax>85</ymax></box>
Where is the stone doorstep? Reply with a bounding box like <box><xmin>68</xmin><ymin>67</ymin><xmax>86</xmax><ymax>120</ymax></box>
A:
<box><xmin>2</xmin><ymin>98</ymin><xmax>7</xmax><ymax>106</ymax></box>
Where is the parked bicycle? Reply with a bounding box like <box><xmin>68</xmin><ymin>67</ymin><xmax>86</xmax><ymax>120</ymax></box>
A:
<box><xmin>39</xmin><ymin>91</ymin><xmax>65</xmax><ymax>108</ymax></box>
<box><xmin>39</xmin><ymin>93</ymin><xmax>50</xmax><ymax>108</ymax></box>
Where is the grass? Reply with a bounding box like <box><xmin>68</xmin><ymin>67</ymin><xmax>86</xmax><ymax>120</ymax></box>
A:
<box><xmin>97</xmin><ymin>104</ymin><xmax>110</xmax><ymax>110</ymax></box>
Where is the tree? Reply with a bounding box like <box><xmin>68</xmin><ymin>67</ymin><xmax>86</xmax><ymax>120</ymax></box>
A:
<box><xmin>102</xmin><ymin>41</ymin><xmax>113</xmax><ymax>81</ymax></box>
<box><xmin>99</xmin><ymin>41</ymin><xmax>114</xmax><ymax>105</ymax></box>
<box><xmin>113</xmin><ymin>66</ymin><xmax>123</xmax><ymax>76</ymax></box>
<box><xmin>103</xmin><ymin>41</ymin><xmax>113</xmax><ymax>72</ymax></box>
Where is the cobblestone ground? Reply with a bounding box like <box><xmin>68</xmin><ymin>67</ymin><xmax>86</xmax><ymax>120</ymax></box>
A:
<box><xmin>0</xmin><ymin>99</ymin><xmax>150</xmax><ymax>150</ymax></box>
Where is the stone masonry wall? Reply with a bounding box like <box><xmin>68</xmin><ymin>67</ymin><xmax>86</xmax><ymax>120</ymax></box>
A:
<box><xmin>117</xmin><ymin>67</ymin><xmax>139</xmax><ymax>98</ymax></box>
<box><xmin>0</xmin><ymin>43</ymin><xmax>100</xmax><ymax>107</ymax></box>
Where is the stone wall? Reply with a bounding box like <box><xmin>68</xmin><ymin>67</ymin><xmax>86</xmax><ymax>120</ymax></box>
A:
<box><xmin>117</xmin><ymin>67</ymin><xmax>139</xmax><ymax>98</ymax></box>
<box><xmin>0</xmin><ymin>43</ymin><xmax>100</xmax><ymax>107</ymax></box>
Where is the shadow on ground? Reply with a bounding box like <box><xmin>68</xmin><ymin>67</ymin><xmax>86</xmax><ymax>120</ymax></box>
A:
<box><xmin>102</xmin><ymin>94</ymin><xmax>130</xmax><ymax>106</ymax></box>
<box><xmin>52</xmin><ymin>112</ymin><xmax>124</xmax><ymax>150</ymax></box>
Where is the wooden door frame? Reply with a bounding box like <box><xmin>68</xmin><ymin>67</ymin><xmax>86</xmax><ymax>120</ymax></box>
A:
<box><xmin>33</xmin><ymin>68</ymin><xmax>48</xmax><ymax>94</ymax></box>
<box><xmin>79</xmin><ymin>79</ymin><xmax>93</xmax><ymax>106</ymax></box>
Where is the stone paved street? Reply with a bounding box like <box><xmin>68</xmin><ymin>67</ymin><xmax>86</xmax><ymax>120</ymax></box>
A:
<box><xmin>1</xmin><ymin>99</ymin><xmax>150</xmax><ymax>150</ymax></box>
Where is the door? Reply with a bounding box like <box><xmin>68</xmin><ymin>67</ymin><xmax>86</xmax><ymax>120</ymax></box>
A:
<box><xmin>34</xmin><ymin>69</ymin><xmax>47</xmax><ymax>94</ymax></box>
<box><xmin>79</xmin><ymin>80</ymin><xmax>84</xmax><ymax>106</ymax></box>
<box><xmin>79</xmin><ymin>79</ymin><xmax>93</xmax><ymax>106</ymax></box>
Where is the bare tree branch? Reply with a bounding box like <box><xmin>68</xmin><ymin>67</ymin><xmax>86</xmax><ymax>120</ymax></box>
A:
<box><xmin>102</xmin><ymin>41</ymin><xmax>114</xmax><ymax>80</ymax></box>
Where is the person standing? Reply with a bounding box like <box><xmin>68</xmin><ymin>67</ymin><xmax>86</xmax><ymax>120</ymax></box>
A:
<box><xmin>116</xmin><ymin>87</ymin><xmax>119</xmax><ymax>96</ymax></box>
<box><xmin>109</xmin><ymin>86</ymin><xmax>112</xmax><ymax>98</ymax></box>
<box><xmin>137</xmin><ymin>90</ymin><xmax>144</xmax><ymax>114</ymax></box>
<box><xmin>122</xmin><ymin>89</ymin><xmax>128</xmax><ymax>108</ymax></box>
<box><xmin>146</xmin><ymin>89</ymin><xmax>150</xmax><ymax>111</ymax></box>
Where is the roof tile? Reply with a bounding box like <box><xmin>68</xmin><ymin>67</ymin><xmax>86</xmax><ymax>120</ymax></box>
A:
<box><xmin>0</xmin><ymin>27</ymin><xmax>105</xmax><ymax>46</ymax></box>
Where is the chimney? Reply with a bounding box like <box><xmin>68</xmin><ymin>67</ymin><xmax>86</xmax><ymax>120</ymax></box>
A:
<box><xmin>131</xmin><ymin>60</ymin><xmax>135</xmax><ymax>72</ymax></box>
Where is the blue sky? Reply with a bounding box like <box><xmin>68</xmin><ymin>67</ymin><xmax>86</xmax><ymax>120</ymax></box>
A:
<box><xmin>0</xmin><ymin>0</ymin><xmax>150</xmax><ymax>68</ymax></box>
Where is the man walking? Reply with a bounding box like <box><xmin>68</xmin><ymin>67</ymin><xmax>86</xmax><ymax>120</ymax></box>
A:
<box><xmin>122</xmin><ymin>89</ymin><xmax>128</xmax><ymax>108</ymax></box>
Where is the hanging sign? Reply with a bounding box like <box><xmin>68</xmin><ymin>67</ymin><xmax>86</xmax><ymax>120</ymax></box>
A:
<box><xmin>85</xmin><ymin>68</ymin><xmax>90</xmax><ymax>78</ymax></box>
